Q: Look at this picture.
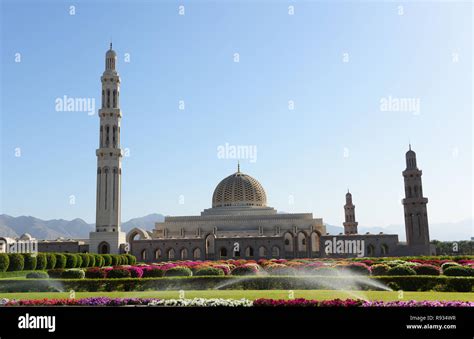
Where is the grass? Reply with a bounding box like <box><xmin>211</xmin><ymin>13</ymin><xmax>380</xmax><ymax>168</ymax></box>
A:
<box><xmin>0</xmin><ymin>290</ymin><xmax>473</xmax><ymax>301</ymax></box>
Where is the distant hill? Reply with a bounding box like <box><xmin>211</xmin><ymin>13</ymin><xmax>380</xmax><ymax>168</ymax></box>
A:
<box><xmin>0</xmin><ymin>214</ymin><xmax>471</xmax><ymax>241</ymax></box>
<box><xmin>0</xmin><ymin>213</ymin><xmax>165</xmax><ymax>240</ymax></box>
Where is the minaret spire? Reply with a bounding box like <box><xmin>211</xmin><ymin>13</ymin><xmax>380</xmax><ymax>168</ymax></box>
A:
<box><xmin>90</xmin><ymin>44</ymin><xmax>126</xmax><ymax>255</ymax></box>
<box><xmin>343</xmin><ymin>190</ymin><xmax>358</xmax><ymax>234</ymax></box>
<box><xmin>237</xmin><ymin>161</ymin><xmax>240</xmax><ymax>173</ymax></box>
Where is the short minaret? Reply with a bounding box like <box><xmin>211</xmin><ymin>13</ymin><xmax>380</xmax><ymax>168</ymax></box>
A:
<box><xmin>343</xmin><ymin>190</ymin><xmax>358</xmax><ymax>234</ymax></box>
<box><xmin>402</xmin><ymin>145</ymin><xmax>430</xmax><ymax>252</ymax></box>
<box><xmin>89</xmin><ymin>44</ymin><xmax>126</xmax><ymax>254</ymax></box>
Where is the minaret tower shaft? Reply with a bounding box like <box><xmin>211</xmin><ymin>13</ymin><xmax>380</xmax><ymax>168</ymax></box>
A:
<box><xmin>343</xmin><ymin>191</ymin><xmax>358</xmax><ymax>234</ymax></box>
<box><xmin>89</xmin><ymin>44</ymin><xmax>126</xmax><ymax>254</ymax></box>
<box><xmin>402</xmin><ymin>145</ymin><xmax>430</xmax><ymax>250</ymax></box>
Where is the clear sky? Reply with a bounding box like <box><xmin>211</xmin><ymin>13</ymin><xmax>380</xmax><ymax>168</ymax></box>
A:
<box><xmin>0</xmin><ymin>0</ymin><xmax>472</xmax><ymax>228</ymax></box>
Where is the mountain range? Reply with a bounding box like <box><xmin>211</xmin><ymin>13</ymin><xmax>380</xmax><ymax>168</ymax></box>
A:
<box><xmin>0</xmin><ymin>214</ymin><xmax>471</xmax><ymax>241</ymax></box>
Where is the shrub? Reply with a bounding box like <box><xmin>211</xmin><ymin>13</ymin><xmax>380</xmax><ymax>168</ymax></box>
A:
<box><xmin>441</xmin><ymin>262</ymin><xmax>461</xmax><ymax>273</ymax></box>
<box><xmin>310</xmin><ymin>267</ymin><xmax>338</xmax><ymax>276</ymax></box>
<box><xmin>26</xmin><ymin>272</ymin><xmax>49</xmax><ymax>279</ymax></box>
<box><xmin>75</xmin><ymin>254</ymin><xmax>83</xmax><ymax>268</ymax></box>
<box><xmin>370</xmin><ymin>264</ymin><xmax>390</xmax><ymax>276</ymax></box>
<box><xmin>47</xmin><ymin>269</ymin><xmax>64</xmax><ymax>279</ymax></box>
<box><xmin>231</xmin><ymin>265</ymin><xmax>259</xmax><ymax>276</ymax></box>
<box><xmin>125</xmin><ymin>254</ymin><xmax>137</xmax><ymax>265</ymax></box>
<box><xmin>386</xmin><ymin>265</ymin><xmax>416</xmax><ymax>276</ymax></box>
<box><xmin>413</xmin><ymin>264</ymin><xmax>440</xmax><ymax>276</ymax></box>
<box><xmin>107</xmin><ymin>268</ymin><xmax>131</xmax><ymax>279</ymax></box>
<box><xmin>116</xmin><ymin>255</ymin><xmax>125</xmax><ymax>266</ymax></box>
<box><xmin>102</xmin><ymin>255</ymin><xmax>112</xmax><ymax>267</ymax></box>
<box><xmin>387</xmin><ymin>282</ymin><xmax>400</xmax><ymax>290</ymax></box>
<box><xmin>443</xmin><ymin>266</ymin><xmax>474</xmax><ymax>277</ymax></box>
<box><xmin>85</xmin><ymin>268</ymin><xmax>106</xmax><ymax>279</ymax></box>
<box><xmin>87</xmin><ymin>254</ymin><xmax>96</xmax><ymax>267</ymax></box>
<box><xmin>64</xmin><ymin>254</ymin><xmax>78</xmax><ymax>268</ymax></box>
<box><xmin>61</xmin><ymin>269</ymin><xmax>85</xmax><ymax>279</ymax></box>
<box><xmin>195</xmin><ymin>267</ymin><xmax>225</xmax><ymax>276</ymax></box>
<box><xmin>336</xmin><ymin>263</ymin><xmax>370</xmax><ymax>275</ymax></box>
<box><xmin>36</xmin><ymin>253</ymin><xmax>47</xmax><ymax>271</ymax></box>
<box><xmin>7</xmin><ymin>254</ymin><xmax>24</xmax><ymax>271</ymax></box>
<box><xmin>45</xmin><ymin>253</ymin><xmax>57</xmax><ymax>269</ymax></box>
<box><xmin>165</xmin><ymin>266</ymin><xmax>193</xmax><ymax>277</ymax></box>
<box><xmin>23</xmin><ymin>254</ymin><xmax>37</xmax><ymax>271</ymax></box>
<box><xmin>120</xmin><ymin>255</ymin><xmax>129</xmax><ymax>265</ymax></box>
<box><xmin>265</xmin><ymin>264</ymin><xmax>296</xmax><ymax>276</ymax></box>
<box><xmin>0</xmin><ymin>254</ymin><xmax>9</xmax><ymax>272</ymax></box>
<box><xmin>142</xmin><ymin>268</ymin><xmax>165</xmax><ymax>278</ymax></box>
<box><xmin>128</xmin><ymin>267</ymin><xmax>144</xmax><ymax>278</ymax></box>
<box><xmin>79</xmin><ymin>254</ymin><xmax>90</xmax><ymax>268</ymax></box>
<box><xmin>55</xmin><ymin>254</ymin><xmax>67</xmax><ymax>269</ymax></box>
<box><xmin>447</xmin><ymin>278</ymin><xmax>472</xmax><ymax>292</ymax></box>
<box><xmin>94</xmin><ymin>255</ymin><xmax>104</xmax><ymax>267</ymax></box>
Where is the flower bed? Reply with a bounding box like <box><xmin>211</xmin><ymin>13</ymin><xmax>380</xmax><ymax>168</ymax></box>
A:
<box><xmin>2</xmin><ymin>297</ymin><xmax>472</xmax><ymax>307</ymax></box>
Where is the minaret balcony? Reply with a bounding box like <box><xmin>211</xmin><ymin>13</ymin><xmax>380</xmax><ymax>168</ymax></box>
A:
<box><xmin>402</xmin><ymin>197</ymin><xmax>428</xmax><ymax>204</ymax></box>
<box><xmin>96</xmin><ymin>148</ymin><xmax>123</xmax><ymax>157</ymax></box>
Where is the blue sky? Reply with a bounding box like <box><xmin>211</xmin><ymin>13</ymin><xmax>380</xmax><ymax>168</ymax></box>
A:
<box><xmin>1</xmin><ymin>0</ymin><xmax>472</xmax><ymax>228</ymax></box>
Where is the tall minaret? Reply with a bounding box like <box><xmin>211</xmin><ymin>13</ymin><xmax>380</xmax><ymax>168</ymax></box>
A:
<box><xmin>89</xmin><ymin>44</ymin><xmax>126</xmax><ymax>254</ymax></box>
<box><xmin>343</xmin><ymin>191</ymin><xmax>358</xmax><ymax>234</ymax></box>
<box><xmin>402</xmin><ymin>145</ymin><xmax>430</xmax><ymax>253</ymax></box>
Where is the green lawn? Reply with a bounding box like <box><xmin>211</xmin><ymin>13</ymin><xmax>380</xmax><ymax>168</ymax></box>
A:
<box><xmin>1</xmin><ymin>290</ymin><xmax>473</xmax><ymax>301</ymax></box>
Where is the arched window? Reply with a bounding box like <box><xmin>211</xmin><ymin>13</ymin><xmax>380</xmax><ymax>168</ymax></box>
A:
<box><xmin>193</xmin><ymin>248</ymin><xmax>201</xmax><ymax>259</ymax></box>
<box><xmin>100</xmin><ymin>126</ymin><xmax>103</xmax><ymax>147</ymax></box>
<box><xmin>180</xmin><ymin>248</ymin><xmax>188</xmax><ymax>260</ymax></box>
<box><xmin>297</xmin><ymin>232</ymin><xmax>307</xmax><ymax>252</ymax></box>
<box><xmin>258</xmin><ymin>246</ymin><xmax>267</xmax><ymax>257</ymax></box>
<box><xmin>367</xmin><ymin>244</ymin><xmax>375</xmax><ymax>257</ymax></box>
<box><xmin>155</xmin><ymin>249</ymin><xmax>162</xmax><ymax>260</ymax></box>
<box><xmin>141</xmin><ymin>249</ymin><xmax>147</xmax><ymax>260</ymax></box>
<box><xmin>310</xmin><ymin>232</ymin><xmax>320</xmax><ymax>252</ymax></box>
<box><xmin>104</xmin><ymin>168</ymin><xmax>109</xmax><ymax>210</ymax></box>
<box><xmin>381</xmin><ymin>244</ymin><xmax>389</xmax><ymax>256</ymax></box>
<box><xmin>284</xmin><ymin>233</ymin><xmax>293</xmax><ymax>252</ymax></box>
<box><xmin>105</xmin><ymin>125</ymin><xmax>110</xmax><ymax>147</ymax></box>
<box><xmin>106</xmin><ymin>89</ymin><xmax>110</xmax><ymax>108</ymax></box>
<box><xmin>245</xmin><ymin>246</ymin><xmax>254</xmax><ymax>257</ymax></box>
<box><xmin>167</xmin><ymin>248</ymin><xmax>175</xmax><ymax>260</ymax></box>
<box><xmin>219</xmin><ymin>247</ymin><xmax>227</xmax><ymax>258</ymax></box>
<box><xmin>113</xmin><ymin>89</ymin><xmax>117</xmax><ymax>108</ymax></box>
<box><xmin>102</xmin><ymin>90</ymin><xmax>105</xmax><ymax>108</ymax></box>
<box><xmin>99</xmin><ymin>241</ymin><xmax>109</xmax><ymax>254</ymax></box>
<box><xmin>205</xmin><ymin>234</ymin><xmax>215</xmax><ymax>255</ymax></box>
<box><xmin>112</xmin><ymin>126</ymin><xmax>117</xmax><ymax>147</ymax></box>
<box><xmin>271</xmin><ymin>246</ymin><xmax>280</xmax><ymax>258</ymax></box>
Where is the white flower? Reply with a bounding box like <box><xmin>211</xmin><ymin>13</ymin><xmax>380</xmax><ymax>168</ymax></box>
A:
<box><xmin>147</xmin><ymin>298</ymin><xmax>252</xmax><ymax>307</ymax></box>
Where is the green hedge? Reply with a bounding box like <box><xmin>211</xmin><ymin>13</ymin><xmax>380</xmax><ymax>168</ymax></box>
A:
<box><xmin>0</xmin><ymin>254</ymin><xmax>9</xmax><ymax>272</ymax></box>
<box><xmin>0</xmin><ymin>275</ymin><xmax>471</xmax><ymax>293</ymax></box>
<box><xmin>45</xmin><ymin>253</ymin><xmax>57</xmax><ymax>269</ymax></box>
<box><xmin>23</xmin><ymin>254</ymin><xmax>37</xmax><ymax>271</ymax></box>
<box><xmin>55</xmin><ymin>254</ymin><xmax>67</xmax><ymax>269</ymax></box>
<box><xmin>7</xmin><ymin>254</ymin><xmax>24</xmax><ymax>271</ymax></box>
<box><xmin>36</xmin><ymin>253</ymin><xmax>47</xmax><ymax>271</ymax></box>
<box><xmin>64</xmin><ymin>254</ymin><xmax>78</xmax><ymax>269</ymax></box>
<box><xmin>0</xmin><ymin>252</ymin><xmax>137</xmax><ymax>272</ymax></box>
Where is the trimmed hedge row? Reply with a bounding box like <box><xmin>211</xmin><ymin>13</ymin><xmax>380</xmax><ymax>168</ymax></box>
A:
<box><xmin>0</xmin><ymin>276</ymin><xmax>472</xmax><ymax>293</ymax></box>
<box><xmin>0</xmin><ymin>253</ymin><xmax>136</xmax><ymax>272</ymax></box>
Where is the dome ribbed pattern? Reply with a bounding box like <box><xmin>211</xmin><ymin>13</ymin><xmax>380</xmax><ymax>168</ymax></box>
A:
<box><xmin>212</xmin><ymin>171</ymin><xmax>267</xmax><ymax>208</ymax></box>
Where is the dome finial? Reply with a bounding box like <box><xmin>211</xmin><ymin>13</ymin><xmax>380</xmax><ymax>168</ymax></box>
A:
<box><xmin>237</xmin><ymin>161</ymin><xmax>240</xmax><ymax>173</ymax></box>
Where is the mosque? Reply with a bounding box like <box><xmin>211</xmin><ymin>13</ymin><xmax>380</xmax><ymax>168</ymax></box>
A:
<box><xmin>25</xmin><ymin>45</ymin><xmax>435</xmax><ymax>259</ymax></box>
